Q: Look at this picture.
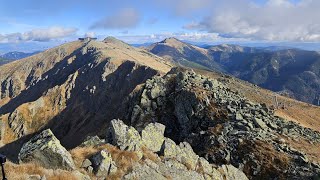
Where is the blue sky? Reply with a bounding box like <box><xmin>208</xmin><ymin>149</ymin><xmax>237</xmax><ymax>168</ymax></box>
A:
<box><xmin>1</xmin><ymin>0</ymin><xmax>320</xmax><ymax>53</ymax></box>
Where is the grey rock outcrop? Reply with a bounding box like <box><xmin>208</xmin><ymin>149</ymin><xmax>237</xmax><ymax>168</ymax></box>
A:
<box><xmin>219</xmin><ymin>165</ymin><xmax>249</xmax><ymax>180</ymax></box>
<box><xmin>107</xmin><ymin>119</ymin><xmax>248</xmax><ymax>180</ymax></box>
<box><xmin>81</xmin><ymin>159</ymin><xmax>92</xmax><ymax>168</ymax></box>
<box><xmin>161</xmin><ymin>138</ymin><xmax>199</xmax><ymax>170</ymax></box>
<box><xmin>124</xmin><ymin>158</ymin><xmax>206</xmax><ymax>180</ymax></box>
<box><xmin>18</xmin><ymin>129</ymin><xmax>75</xmax><ymax>170</ymax></box>
<box><xmin>126</xmin><ymin>70</ymin><xmax>320</xmax><ymax>179</ymax></box>
<box><xmin>90</xmin><ymin>149</ymin><xmax>117</xmax><ymax>176</ymax></box>
<box><xmin>141</xmin><ymin>122</ymin><xmax>165</xmax><ymax>152</ymax></box>
<box><xmin>107</xmin><ymin>119</ymin><xmax>141</xmax><ymax>151</ymax></box>
<box><xmin>8</xmin><ymin>109</ymin><xmax>27</xmax><ymax>138</ymax></box>
<box><xmin>80</xmin><ymin>135</ymin><xmax>105</xmax><ymax>147</ymax></box>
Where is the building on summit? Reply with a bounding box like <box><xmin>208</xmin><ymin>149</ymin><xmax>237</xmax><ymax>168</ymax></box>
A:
<box><xmin>78</xmin><ymin>37</ymin><xmax>97</xmax><ymax>42</ymax></box>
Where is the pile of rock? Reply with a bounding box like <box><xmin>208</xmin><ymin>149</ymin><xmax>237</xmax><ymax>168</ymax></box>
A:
<box><xmin>105</xmin><ymin>119</ymin><xmax>248</xmax><ymax>179</ymax></box>
<box><xmin>17</xmin><ymin>119</ymin><xmax>248</xmax><ymax>179</ymax></box>
<box><xmin>126</xmin><ymin>70</ymin><xmax>320</xmax><ymax>179</ymax></box>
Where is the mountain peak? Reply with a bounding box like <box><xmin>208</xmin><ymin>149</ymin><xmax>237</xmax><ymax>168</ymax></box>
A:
<box><xmin>103</xmin><ymin>36</ymin><xmax>127</xmax><ymax>44</ymax></box>
<box><xmin>160</xmin><ymin>37</ymin><xmax>182</xmax><ymax>44</ymax></box>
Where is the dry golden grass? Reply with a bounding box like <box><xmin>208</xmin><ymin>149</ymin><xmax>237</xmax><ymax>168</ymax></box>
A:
<box><xmin>237</xmin><ymin>140</ymin><xmax>291</xmax><ymax>180</ymax></box>
<box><xmin>1</xmin><ymin>114</ymin><xmax>19</xmax><ymax>144</ymax></box>
<box><xmin>141</xmin><ymin>146</ymin><xmax>161</xmax><ymax>163</ymax></box>
<box><xmin>1</xmin><ymin>161</ymin><xmax>77</xmax><ymax>180</ymax></box>
<box><xmin>280</xmin><ymin>135</ymin><xmax>320</xmax><ymax>165</ymax></box>
<box><xmin>71</xmin><ymin>144</ymin><xmax>140</xmax><ymax>179</ymax></box>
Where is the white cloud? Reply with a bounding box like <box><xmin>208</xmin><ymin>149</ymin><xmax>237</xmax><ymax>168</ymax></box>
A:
<box><xmin>184</xmin><ymin>0</ymin><xmax>320</xmax><ymax>42</ymax></box>
<box><xmin>85</xmin><ymin>32</ymin><xmax>96</xmax><ymax>38</ymax></box>
<box><xmin>113</xmin><ymin>32</ymin><xmax>247</xmax><ymax>44</ymax></box>
<box><xmin>0</xmin><ymin>26</ymin><xmax>77</xmax><ymax>43</ymax></box>
<box><xmin>90</xmin><ymin>8</ymin><xmax>140</xmax><ymax>29</ymax></box>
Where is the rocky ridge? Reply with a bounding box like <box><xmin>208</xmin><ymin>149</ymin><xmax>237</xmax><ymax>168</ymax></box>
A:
<box><xmin>16</xmin><ymin>119</ymin><xmax>248</xmax><ymax>179</ymax></box>
<box><xmin>125</xmin><ymin>69</ymin><xmax>320</xmax><ymax>179</ymax></box>
<box><xmin>0</xmin><ymin>38</ymin><xmax>319</xmax><ymax>179</ymax></box>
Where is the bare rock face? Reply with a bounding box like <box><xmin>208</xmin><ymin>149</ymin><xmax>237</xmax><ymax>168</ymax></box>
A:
<box><xmin>141</xmin><ymin>122</ymin><xmax>165</xmax><ymax>152</ymax></box>
<box><xmin>90</xmin><ymin>149</ymin><xmax>117</xmax><ymax>176</ymax></box>
<box><xmin>107</xmin><ymin>119</ymin><xmax>141</xmax><ymax>151</ymax></box>
<box><xmin>8</xmin><ymin>109</ymin><xmax>27</xmax><ymax>138</ymax></box>
<box><xmin>160</xmin><ymin>138</ymin><xmax>199</xmax><ymax>170</ymax></box>
<box><xmin>18</xmin><ymin>129</ymin><xmax>75</xmax><ymax>170</ymax></box>
<box><xmin>80</xmin><ymin>135</ymin><xmax>105</xmax><ymax>147</ymax></box>
<box><xmin>107</xmin><ymin>119</ymin><xmax>248</xmax><ymax>180</ymax></box>
<box><xmin>218</xmin><ymin>165</ymin><xmax>249</xmax><ymax>180</ymax></box>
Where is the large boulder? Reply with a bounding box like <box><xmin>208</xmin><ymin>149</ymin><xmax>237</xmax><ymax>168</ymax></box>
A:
<box><xmin>18</xmin><ymin>129</ymin><xmax>75</xmax><ymax>170</ymax></box>
<box><xmin>90</xmin><ymin>149</ymin><xmax>117</xmax><ymax>176</ymax></box>
<box><xmin>107</xmin><ymin>119</ymin><xmax>141</xmax><ymax>151</ymax></box>
<box><xmin>161</xmin><ymin>138</ymin><xmax>199</xmax><ymax>170</ymax></box>
<box><xmin>161</xmin><ymin>138</ymin><xmax>179</xmax><ymax>158</ymax></box>
<box><xmin>141</xmin><ymin>123</ymin><xmax>165</xmax><ymax>152</ymax></box>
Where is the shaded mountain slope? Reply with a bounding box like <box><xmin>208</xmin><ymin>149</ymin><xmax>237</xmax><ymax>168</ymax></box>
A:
<box><xmin>0</xmin><ymin>38</ymin><xmax>172</xmax><ymax>150</ymax></box>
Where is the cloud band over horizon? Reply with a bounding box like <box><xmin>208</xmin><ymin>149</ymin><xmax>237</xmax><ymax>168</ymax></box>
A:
<box><xmin>1</xmin><ymin>0</ymin><xmax>320</xmax><ymax>44</ymax></box>
<box><xmin>0</xmin><ymin>26</ymin><xmax>77</xmax><ymax>43</ymax></box>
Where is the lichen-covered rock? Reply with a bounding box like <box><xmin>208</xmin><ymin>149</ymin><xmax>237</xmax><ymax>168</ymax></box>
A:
<box><xmin>81</xmin><ymin>159</ymin><xmax>92</xmax><ymax>168</ymax></box>
<box><xmin>71</xmin><ymin>170</ymin><xmax>91</xmax><ymax>180</ymax></box>
<box><xmin>141</xmin><ymin>123</ymin><xmax>165</xmax><ymax>152</ymax></box>
<box><xmin>27</xmin><ymin>175</ymin><xmax>41</xmax><ymax>180</ymax></box>
<box><xmin>197</xmin><ymin>157</ymin><xmax>214</xmax><ymax>175</ymax></box>
<box><xmin>177</xmin><ymin>142</ymin><xmax>200</xmax><ymax>170</ymax></box>
<box><xmin>161</xmin><ymin>138</ymin><xmax>199</xmax><ymax>170</ymax></box>
<box><xmin>125</xmin><ymin>159</ymin><xmax>205</xmax><ymax>180</ymax></box>
<box><xmin>107</xmin><ymin>119</ymin><xmax>141</xmax><ymax>151</ymax></box>
<box><xmin>80</xmin><ymin>135</ymin><xmax>105</xmax><ymax>147</ymax></box>
<box><xmin>253</xmin><ymin>117</ymin><xmax>268</xmax><ymax>130</ymax></box>
<box><xmin>123</xmin><ymin>163</ymin><xmax>167</xmax><ymax>180</ymax></box>
<box><xmin>90</xmin><ymin>149</ymin><xmax>117</xmax><ymax>176</ymax></box>
<box><xmin>161</xmin><ymin>138</ymin><xmax>178</xmax><ymax>158</ymax></box>
<box><xmin>18</xmin><ymin>129</ymin><xmax>75</xmax><ymax>171</ymax></box>
<box><xmin>218</xmin><ymin>165</ymin><xmax>249</xmax><ymax>180</ymax></box>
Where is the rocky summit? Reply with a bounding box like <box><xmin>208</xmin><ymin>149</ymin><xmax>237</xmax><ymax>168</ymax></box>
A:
<box><xmin>0</xmin><ymin>38</ymin><xmax>319</xmax><ymax>179</ymax></box>
<box><xmin>126</xmin><ymin>69</ymin><xmax>320</xmax><ymax>179</ymax></box>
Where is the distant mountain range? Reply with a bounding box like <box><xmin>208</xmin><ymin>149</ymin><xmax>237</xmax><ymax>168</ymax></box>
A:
<box><xmin>0</xmin><ymin>57</ymin><xmax>11</xmax><ymax>66</ymax></box>
<box><xmin>147</xmin><ymin>38</ymin><xmax>320</xmax><ymax>105</ymax></box>
<box><xmin>0</xmin><ymin>51</ymin><xmax>41</xmax><ymax>66</ymax></box>
<box><xmin>0</xmin><ymin>51</ymin><xmax>41</xmax><ymax>60</ymax></box>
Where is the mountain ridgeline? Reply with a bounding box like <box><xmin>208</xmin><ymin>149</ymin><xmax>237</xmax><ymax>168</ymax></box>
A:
<box><xmin>0</xmin><ymin>37</ymin><xmax>319</xmax><ymax>179</ymax></box>
<box><xmin>147</xmin><ymin>38</ymin><xmax>320</xmax><ymax>106</ymax></box>
<box><xmin>0</xmin><ymin>51</ymin><xmax>41</xmax><ymax>60</ymax></box>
